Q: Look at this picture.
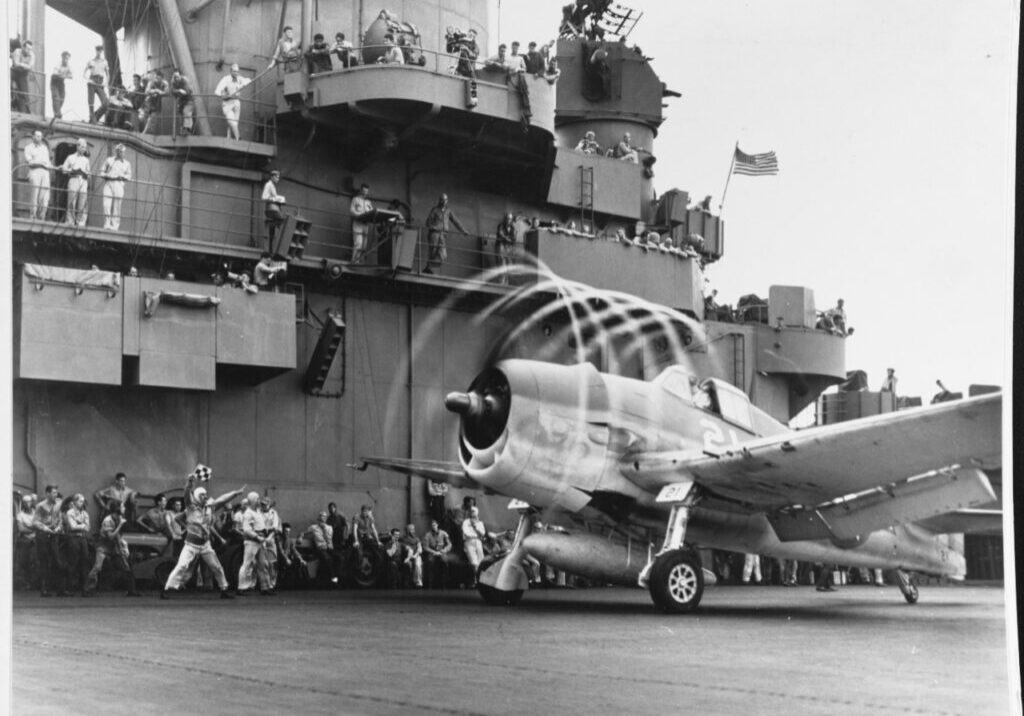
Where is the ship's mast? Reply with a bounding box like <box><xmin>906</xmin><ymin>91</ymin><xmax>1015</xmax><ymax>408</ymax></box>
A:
<box><xmin>154</xmin><ymin>0</ymin><xmax>211</xmax><ymax>135</ymax></box>
<box><xmin>18</xmin><ymin>0</ymin><xmax>46</xmax><ymax>116</ymax></box>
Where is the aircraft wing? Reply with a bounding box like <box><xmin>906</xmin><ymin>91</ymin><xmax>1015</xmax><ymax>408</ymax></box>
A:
<box><xmin>621</xmin><ymin>392</ymin><xmax>1001</xmax><ymax>510</ymax></box>
<box><xmin>353</xmin><ymin>456</ymin><xmax>479</xmax><ymax>489</ymax></box>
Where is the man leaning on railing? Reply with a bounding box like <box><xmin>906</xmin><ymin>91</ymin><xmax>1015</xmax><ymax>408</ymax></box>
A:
<box><xmin>105</xmin><ymin>86</ymin><xmax>134</xmax><ymax>131</ymax></box>
<box><xmin>331</xmin><ymin>33</ymin><xmax>356</xmax><ymax>69</ymax></box>
<box><xmin>140</xmin><ymin>70</ymin><xmax>169</xmax><ymax>134</ymax></box>
<box><xmin>484</xmin><ymin>43</ymin><xmax>531</xmax><ymax>127</ymax></box>
<box><xmin>306</xmin><ymin>34</ymin><xmax>333</xmax><ymax>74</ymax></box>
<box><xmin>10</xmin><ymin>40</ymin><xmax>36</xmax><ymax>113</ymax></box>
<box><xmin>377</xmin><ymin>34</ymin><xmax>405</xmax><ymax>65</ymax></box>
<box><xmin>170</xmin><ymin>69</ymin><xmax>196</xmax><ymax>136</ymax></box>
<box><xmin>269</xmin><ymin>26</ymin><xmax>303</xmax><ymax>72</ymax></box>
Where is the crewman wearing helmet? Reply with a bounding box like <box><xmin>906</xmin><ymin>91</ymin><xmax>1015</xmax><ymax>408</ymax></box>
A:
<box><xmin>161</xmin><ymin>465</ymin><xmax>246</xmax><ymax>599</ymax></box>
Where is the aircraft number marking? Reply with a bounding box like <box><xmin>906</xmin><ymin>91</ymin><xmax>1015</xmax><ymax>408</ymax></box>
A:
<box><xmin>657</xmin><ymin>482</ymin><xmax>695</xmax><ymax>503</ymax></box>
<box><xmin>701</xmin><ymin>418</ymin><xmax>741</xmax><ymax>453</ymax></box>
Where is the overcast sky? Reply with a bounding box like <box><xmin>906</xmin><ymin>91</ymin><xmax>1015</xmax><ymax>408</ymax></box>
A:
<box><xmin>496</xmin><ymin>0</ymin><xmax>1016</xmax><ymax>403</ymax></box>
<box><xmin>22</xmin><ymin>1</ymin><xmax>1017</xmax><ymax>404</ymax></box>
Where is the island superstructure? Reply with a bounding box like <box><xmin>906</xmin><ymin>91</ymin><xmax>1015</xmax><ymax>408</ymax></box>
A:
<box><xmin>9</xmin><ymin>0</ymin><xmax>848</xmax><ymax>538</ymax></box>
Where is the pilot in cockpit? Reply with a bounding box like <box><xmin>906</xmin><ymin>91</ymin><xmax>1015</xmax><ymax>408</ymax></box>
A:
<box><xmin>692</xmin><ymin>379</ymin><xmax>714</xmax><ymax>412</ymax></box>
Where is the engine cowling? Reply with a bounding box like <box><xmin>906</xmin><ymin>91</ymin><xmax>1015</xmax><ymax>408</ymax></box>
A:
<box><xmin>446</xmin><ymin>360</ymin><xmax>610</xmax><ymax>510</ymax></box>
<box><xmin>445</xmin><ymin>359</ymin><xmax>682</xmax><ymax>513</ymax></box>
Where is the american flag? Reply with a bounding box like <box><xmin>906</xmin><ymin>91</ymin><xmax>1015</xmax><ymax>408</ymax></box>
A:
<box><xmin>732</xmin><ymin>147</ymin><xmax>779</xmax><ymax>176</ymax></box>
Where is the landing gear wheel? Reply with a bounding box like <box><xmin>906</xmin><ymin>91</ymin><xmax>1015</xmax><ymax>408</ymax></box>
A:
<box><xmin>648</xmin><ymin>550</ymin><xmax>704</xmax><ymax>614</ymax></box>
<box><xmin>902</xmin><ymin>581</ymin><xmax>919</xmax><ymax>604</ymax></box>
<box><xmin>478</xmin><ymin>583</ymin><xmax>524</xmax><ymax>606</ymax></box>
<box><xmin>894</xmin><ymin>570</ymin><xmax>920</xmax><ymax>604</ymax></box>
<box><xmin>476</xmin><ymin>558</ymin><xmax>524</xmax><ymax>606</ymax></box>
<box><xmin>350</xmin><ymin>547</ymin><xmax>383</xmax><ymax>588</ymax></box>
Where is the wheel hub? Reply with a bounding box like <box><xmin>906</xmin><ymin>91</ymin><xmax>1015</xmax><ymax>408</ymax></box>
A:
<box><xmin>667</xmin><ymin>563</ymin><xmax>698</xmax><ymax>602</ymax></box>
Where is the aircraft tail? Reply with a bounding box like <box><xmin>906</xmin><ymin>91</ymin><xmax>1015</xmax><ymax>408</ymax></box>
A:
<box><xmin>915</xmin><ymin>509</ymin><xmax>1002</xmax><ymax>536</ymax></box>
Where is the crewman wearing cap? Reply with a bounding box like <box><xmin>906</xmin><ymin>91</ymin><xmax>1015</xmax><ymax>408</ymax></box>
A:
<box><xmin>161</xmin><ymin>467</ymin><xmax>245</xmax><ymax>599</ymax></box>
<box><xmin>880</xmin><ymin>367</ymin><xmax>898</xmax><ymax>396</ymax></box>
<box><xmin>237</xmin><ymin>491</ymin><xmax>274</xmax><ymax>595</ymax></box>
<box><xmin>213</xmin><ymin>63</ymin><xmax>250</xmax><ymax>140</ymax></box>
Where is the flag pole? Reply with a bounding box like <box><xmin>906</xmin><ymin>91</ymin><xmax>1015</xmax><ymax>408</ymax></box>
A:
<box><xmin>718</xmin><ymin>141</ymin><xmax>738</xmax><ymax>217</ymax></box>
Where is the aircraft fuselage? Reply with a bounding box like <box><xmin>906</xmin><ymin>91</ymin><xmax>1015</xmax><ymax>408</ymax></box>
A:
<box><xmin>452</xmin><ymin>359</ymin><xmax>966</xmax><ymax>580</ymax></box>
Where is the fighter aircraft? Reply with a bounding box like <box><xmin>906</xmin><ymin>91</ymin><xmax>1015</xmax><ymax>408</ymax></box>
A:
<box><xmin>358</xmin><ymin>359</ymin><xmax>1002</xmax><ymax>613</ymax></box>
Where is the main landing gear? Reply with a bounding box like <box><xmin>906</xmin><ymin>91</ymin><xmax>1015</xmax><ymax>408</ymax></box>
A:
<box><xmin>647</xmin><ymin>549</ymin><xmax>704</xmax><ymax>613</ymax></box>
<box><xmin>477</xmin><ymin>502</ymin><xmax>532</xmax><ymax>607</ymax></box>
<box><xmin>640</xmin><ymin>481</ymin><xmax>704</xmax><ymax>614</ymax></box>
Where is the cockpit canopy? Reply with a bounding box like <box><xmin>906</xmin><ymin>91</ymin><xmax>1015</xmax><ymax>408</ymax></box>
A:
<box><xmin>653</xmin><ymin>366</ymin><xmax>753</xmax><ymax>431</ymax></box>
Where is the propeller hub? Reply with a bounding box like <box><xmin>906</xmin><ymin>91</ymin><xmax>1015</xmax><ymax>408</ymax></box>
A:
<box><xmin>451</xmin><ymin>368</ymin><xmax>512</xmax><ymax>450</ymax></box>
<box><xmin>445</xmin><ymin>391</ymin><xmax>474</xmax><ymax>415</ymax></box>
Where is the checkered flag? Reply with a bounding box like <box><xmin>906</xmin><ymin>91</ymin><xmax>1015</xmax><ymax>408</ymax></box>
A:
<box><xmin>190</xmin><ymin>464</ymin><xmax>212</xmax><ymax>482</ymax></box>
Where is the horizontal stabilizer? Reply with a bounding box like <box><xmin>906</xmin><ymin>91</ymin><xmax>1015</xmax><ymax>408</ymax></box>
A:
<box><xmin>768</xmin><ymin>468</ymin><xmax>996</xmax><ymax>542</ymax></box>
<box><xmin>917</xmin><ymin>509</ymin><xmax>1003</xmax><ymax>536</ymax></box>
<box><xmin>352</xmin><ymin>456</ymin><xmax>477</xmax><ymax>488</ymax></box>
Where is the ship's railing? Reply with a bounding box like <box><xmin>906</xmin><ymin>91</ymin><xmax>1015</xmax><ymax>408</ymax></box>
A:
<box><xmin>10</xmin><ymin>164</ymin><xmax>528</xmax><ymax>284</ymax></box>
<box><xmin>9</xmin><ymin>70</ymin><xmax>277</xmax><ymax>145</ymax></box>
<box><xmin>298</xmin><ymin>44</ymin><xmax>550</xmax><ymax>87</ymax></box>
<box><xmin>149</xmin><ymin>92</ymin><xmax>278</xmax><ymax>144</ymax></box>
<box><xmin>9</xmin><ymin>68</ymin><xmax>47</xmax><ymax>116</ymax></box>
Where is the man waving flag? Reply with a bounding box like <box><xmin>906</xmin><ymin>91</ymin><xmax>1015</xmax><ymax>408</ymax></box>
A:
<box><xmin>732</xmin><ymin>147</ymin><xmax>779</xmax><ymax>176</ymax></box>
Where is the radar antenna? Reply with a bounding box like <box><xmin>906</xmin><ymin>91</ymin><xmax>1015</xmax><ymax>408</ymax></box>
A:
<box><xmin>596</xmin><ymin>4</ymin><xmax>642</xmax><ymax>40</ymax></box>
<box><xmin>560</xmin><ymin>1</ymin><xmax>642</xmax><ymax>41</ymax></box>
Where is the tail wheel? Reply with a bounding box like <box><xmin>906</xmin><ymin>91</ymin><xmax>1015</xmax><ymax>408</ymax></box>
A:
<box><xmin>648</xmin><ymin>550</ymin><xmax>704</xmax><ymax>614</ymax></box>
<box><xmin>902</xmin><ymin>582</ymin><xmax>920</xmax><ymax>604</ymax></box>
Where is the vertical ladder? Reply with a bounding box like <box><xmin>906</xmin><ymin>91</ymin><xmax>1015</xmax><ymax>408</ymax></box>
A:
<box><xmin>303</xmin><ymin>311</ymin><xmax>346</xmax><ymax>395</ymax></box>
<box><xmin>731</xmin><ymin>333</ymin><xmax>745</xmax><ymax>390</ymax></box>
<box><xmin>579</xmin><ymin>165</ymin><xmax>595</xmax><ymax>232</ymax></box>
